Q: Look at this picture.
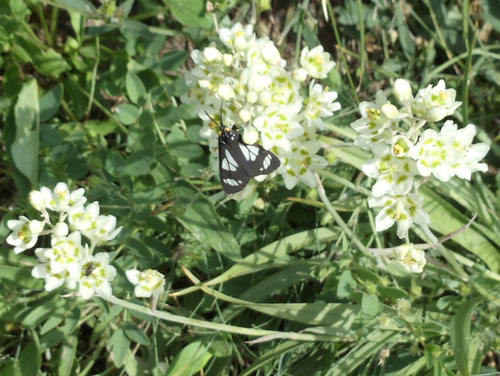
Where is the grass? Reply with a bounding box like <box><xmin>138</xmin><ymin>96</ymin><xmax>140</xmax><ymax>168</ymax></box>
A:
<box><xmin>0</xmin><ymin>0</ymin><xmax>499</xmax><ymax>375</ymax></box>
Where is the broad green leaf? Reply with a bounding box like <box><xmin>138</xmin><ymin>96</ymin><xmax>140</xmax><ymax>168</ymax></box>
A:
<box><xmin>116</xmin><ymin>104</ymin><xmax>140</xmax><ymax>125</ymax></box>
<box><xmin>33</xmin><ymin>48</ymin><xmax>70</xmax><ymax>78</ymax></box>
<box><xmin>124</xmin><ymin>149</ymin><xmax>155</xmax><ymax>177</ymax></box>
<box><xmin>21</xmin><ymin>298</ymin><xmax>67</xmax><ymax>328</ymax></box>
<box><xmin>85</xmin><ymin>120</ymin><xmax>118</xmax><ymax>136</ymax></box>
<box><xmin>337</xmin><ymin>270</ymin><xmax>357</xmax><ymax>297</ymax></box>
<box><xmin>122</xmin><ymin>322</ymin><xmax>150</xmax><ymax>346</ymax></box>
<box><xmin>19</xmin><ymin>337</ymin><xmax>41</xmax><ymax>376</ymax></box>
<box><xmin>39</xmin><ymin>83</ymin><xmax>63</xmax><ymax>122</ymax></box>
<box><xmin>422</xmin><ymin>186</ymin><xmax>500</xmax><ymax>273</ymax></box>
<box><xmin>0</xmin><ymin>265</ymin><xmax>43</xmax><ymax>289</ymax></box>
<box><xmin>52</xmin><ymin>0</ymin><xmax>97</xmax><ymax>15</ymax></box>
<box><xmin>246</xmin><ymin>302</ymin><xmax>359</xmax><ymax>329</ymax></box>
<box><xmin>178</xmin><ymin>195</ymin><xmax>241</xmax><ymax>261</ymax></box>
<box><xmin>126</xmin><ymin>72</ymin><xmax>147</xmax><ymax>105</ymax></box>
<box><xmin>126</xmin><ymin>237</ymin><xmax>155</xmax><ymax>259</ymax></box>
<box><xmin>160</xmin><ymin>51</ymin><xmax>188</xmax><ymax>70</ymax></box>
<box><xmin>451</xmin><ymin>298</ymin><xmax>482</xmax><ymax>376</ymax></box>
<box><xmin>361</xmin><ymin>294</ymin><xmax>380</xmax><ymax>318</ymax></box>
<box><xmin>395</xmin><ymin>4</ymin><xmax>415</xmax><ymax>58</ymax></box>
<box><xmin>327</xmin><ymin>330</ymin><xmax>397</xmax><ymax>376</ymax></box>
<box><xmin>163</xmin><ymin>0</ymin><xmax>212</xmax><ymax>29</ymax></box>
<box><xmin>166</xmin><ymin>340</ymin><xmax>213</xmax><ymax>376</ymax></box>
<box><xmin>56</xmin><ymin>332</ymin><xmax>78</xmax><ymax>376</ymax></box>
<box><xmin>207</xmin><ymin>228</ymin><xmax>340</xmax><ymax>285</ymax></box>
<box><xmin>11</xmin><ymin>79</ymin><xmax>39</xmax><ymax>187</ymax></box>
<box><xmin>110</xmin><ymin>328</ymin><xmax>130</xmax><ymax>367</ymax></box>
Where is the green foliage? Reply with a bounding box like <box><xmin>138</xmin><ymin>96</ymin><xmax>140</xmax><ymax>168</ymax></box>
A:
<box><xmin>0</xmin><ymin>0</ymin><xmax>499</xmax><ymax>375</ymax></box>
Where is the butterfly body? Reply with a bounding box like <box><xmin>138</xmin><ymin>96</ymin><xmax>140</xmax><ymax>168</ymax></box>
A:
<box><xmin>217</xmin><ymin>122</ymin><xmax>281</xmax><ymax>194</ymax></box>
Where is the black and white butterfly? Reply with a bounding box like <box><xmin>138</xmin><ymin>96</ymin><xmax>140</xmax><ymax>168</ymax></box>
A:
<box><xmin>208</xmin><ymin>114</ymin><xmax>281</xmax><ymax>194</ymax></box>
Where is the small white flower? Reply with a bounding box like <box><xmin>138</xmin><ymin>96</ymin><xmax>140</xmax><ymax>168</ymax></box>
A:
<box><xmin>393</xmin><ymin>243</ymin><xmax>426</xmax><ymax>273</ymax></box>
<box><xmin>304</xmin><ymin>81</ymin><xmax>341</xmax><ymax>130</ymax></box>
<box><xmin>219</xmin><ymin>23</ymin><xmax>255</xmax><ymax>51</ymax></box>
<box><xmin>46</xmin><ymin>232</ymin><xmax>85</xmax><ymax>276</ymax></box>
<box><xmin>281</xmin><ymin>139</ymin><xmax>328</xmax><ymax>189</ymax></box>
<box><xmin>78</xmin><ymin>252</ymin><xmax>117</xmax><ymax>299</ymax></box>
<box><xmin>410</xmin><ymin>79</ymin><xmax>461</xmax><ymax>122</ymax></box>
<box><xmin>126</xmin><ymin>269</ymin><xmax>166</xmax><ymax>298</ymax></box>
<box><xmin>300</xmin><ymin>46</ymin><xmax>336</xmax><ymax>79</ymax></box>
<box><xmin>362</xmin><ymin>143</ymin><xmax>418</xmax><ymax>197</ymax></box>
<box><xmin>368</xmin><ymin>193</ymin><xmax>430</xmax><ymax>240</ymax></box>
<box><xmin>7</xmin><ymin>216</ymin><xmax>45</xmax><ymax>254</ymax></box>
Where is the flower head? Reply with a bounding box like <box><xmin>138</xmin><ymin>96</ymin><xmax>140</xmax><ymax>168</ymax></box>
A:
<box><xmin>300</xmin><ymin>46</ymin><xmax>336</xmax><ymax>79</ymax></box>
<box><xmin>7</xmin><ymin>216</ymin><xmax>45</xmax><ymax>254</ymax></box>
<box><xmin>126</xmin><ymin>269</ymin><xmax>166</xmax><ymax>298</ymax></box>
<box><xmin>78</xmin><ymin>252</ymin><xmax>117</xmax><ymax>299</ymax></box>
<box><xmin>410</xmin><ymin>80</ymin><xmax>461</xmax><ymax>122</ymax></box>
<box><xmin>393</xmin><ymin>243</ymin><xmax>426</xmax><ymax>273</ymax></box>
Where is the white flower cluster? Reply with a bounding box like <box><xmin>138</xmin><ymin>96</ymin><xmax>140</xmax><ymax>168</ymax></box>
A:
<box><xmin>7</xmin><ymin>183</ymin><xmax>167</xmax><ymax>300</ymax></box>
<box><xmin>351</xmin><ymin>80</ymin><xmax>490</xmax><ymax>272</ymax></box>
<box><xmin>182</xmin><ymin>23</ymin><xmax>341</xmax><ymax>193</ymax></box>
<box><xmin>7</xmin><ymin>183</ymin><xmax>122</xmax><ymax>299</ymax></box>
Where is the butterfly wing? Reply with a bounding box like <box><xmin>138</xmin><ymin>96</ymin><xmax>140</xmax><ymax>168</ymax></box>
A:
<box><xmin>219</xmin><ymin>131</ymin><xmax>281</xmax><ymax>195</ymax></box>
<box><xmin>219</xmin><ymin>134</ymin><xmax>252</xmax><ymax>194</ymax></box>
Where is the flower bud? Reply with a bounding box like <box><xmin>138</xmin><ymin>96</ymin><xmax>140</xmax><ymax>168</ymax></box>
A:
<box><xmin>53</xmin><ymin>222</ymin><xmax>69</xmax><ymax>237</ymax></box>
<box><xmin>246</xmin><ymin>91</ymin><xmax>258</xmax><ymax>104</ymax></box>
<box><xmin>222</xmin><ymin>53</ymin><xmax>234</xmax><ymax>67</ymax></box>
<box><xmin>29</xmin><ymin>190</ymin><xmax>47</xmax><ymax>212</ymax></box>
<box><xmin>238</xmin><ymin>109</ymin><xmax>252</xmax><ymax>123</ymax></box>
<box><xmin>292</xmin><ymin>68</ymin><xmax>308</xmax><ymax>82</ymax></box>
<box><xmin>217</xmin><ymin>84</ymin><xmax>235</xmax><ymax>101</ymax></box>
<box><xmin>380</xmin><ymin>103</ymin><xmax>399</xmax><ymax>119</ymax></box>
<box><xmin>261</xmin><ymin>42</ymin><xmax>281</xmax><ymax>66</ymax></box>
<box><xmin>394</xmin><ymin>79</ymin><xmax>412</xmax><ymax>103</ymax></box>
<box><xmin>29</xmin><ymin>219</ymin><xmax>45</xmax><ymax>234</ymax></box>
<box><xmin>234</xmin><ymin>35</ymin><xmax>247</xmax><ymax>51</ymax></box>
<box><xmin>242</xmin><ymin>126</ymin><xmax>259</xmax><ymax>145</ymax></box>
<box><xmin>203</xmin><ymin>47</ymin><xmax>222</xmax><ymax>63</ymax></box>
<box><xmin>258</xmin><ymin>91</ymin><xmax>272</xmax><ymax>106</ymax></box>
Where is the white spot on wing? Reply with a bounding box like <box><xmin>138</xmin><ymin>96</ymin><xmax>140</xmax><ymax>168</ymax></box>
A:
<box><xmin>239</xmin><ymin>143</ymin><xmax>259</xmax><ymax>161</ymax></box>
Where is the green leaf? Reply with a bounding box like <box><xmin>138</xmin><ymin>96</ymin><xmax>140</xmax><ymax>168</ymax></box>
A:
<box><xmin>0</xmin><ymin>265</ymin><xmax>43</xmax><ymax>289</ymax></box>
<box><xmin>337</xmin><ymin>270</ymin><xmax>357</xmax><ymax>297</ymax></box>
<box><xmin>395</xmin><ymin>4</ymin><xmax>415</xmax><ymax>58</ymax></box>
<box><xmin>11</xmin><ymin>79</ymin><xmax>39</xmax><ymax>187</ymax></box>
<box><xmin>21</xmin><ymin>298</ymin><xmax>67</xmax><ymax>328</ymax></box>
<box><xmin>451</xmin><ymin>298</ymin><xmax>482</xmax><ymax>376</ymax></box>
<box><xmin>126</xmin><ymin>72</ymin><xmax>147</xmax><ymax>105</ymax></box>
<box><xmin>19</xmin><ymin>337</ymin><xmax>41</xmax><ymax>376</ymax></box>
<box><xmin>124</xmin><ymin>149</ymin><xmax>155</xmax><ymax>177</ymax></box>
<box><xmin>163</xmin><ymin>0</ymin><xmax>212</xmax><ymax>29</ymax></box>
<box><xmin>33</xmin><ymin>48</ymin><xmax>70</xmax><ymax>78</ymax></box>
<box><xmin>159</xmin><ymin>51</ymin><xmax>188</xmax><ymax>70</ymax></box>
<box><xmin>178</xmin><ymin>194</ymin><xmax>241</xmax><ymax>261</ymax></box>
<box><xmin>39</xmin><ymin>83</ymin><xmax>63</xmax><ymax>122</ymax></box>
<box><xmin>166</xmin><ymin>340</ymin><xmax>213</xmax><ymax>376</ymax></box>
<box><xmin>110</xmin><ymin>328</ymin><xmax>130</xmax><ymax>367</ymax></box>
<box><xmin>116</xmin><ymin>104</ymin><xmax>140</xmax><ymax>125</ymax></box>
<box><xmin>361</xmin><ymin>294</ymin><xmax>380</xmax><ymax>318</ymax></box>
<box><xmin>122</xmin><ymin>322</ymin><xmax>150</xmax><ymax>346</ymax></box>
<box><xmin>56</xmin><ymin>332</ymin><xmax>78</xmax><ymax>376</ymax></box>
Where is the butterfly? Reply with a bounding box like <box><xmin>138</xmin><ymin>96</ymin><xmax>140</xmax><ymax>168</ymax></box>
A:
<box><xmin>208</xmin><ymin>114</ymin><xmax>281</xmax><ymax>194</ymax></box>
